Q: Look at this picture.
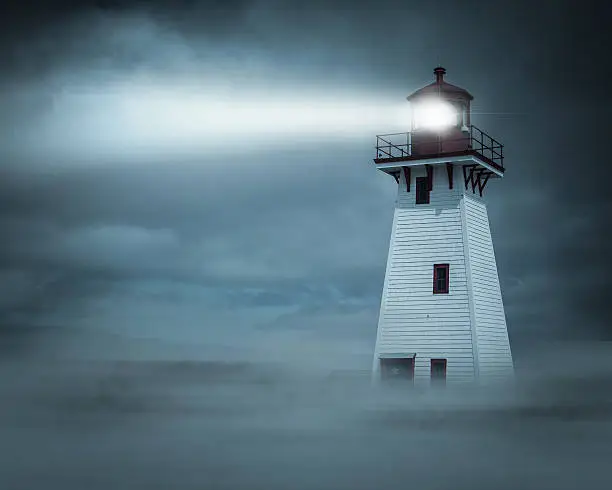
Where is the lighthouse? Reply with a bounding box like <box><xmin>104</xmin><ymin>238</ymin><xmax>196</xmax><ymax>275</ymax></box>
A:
<box><xmin>372</xmin><ymin>67</ymin><xmax>513</xmax><ymax>385</ymax></box>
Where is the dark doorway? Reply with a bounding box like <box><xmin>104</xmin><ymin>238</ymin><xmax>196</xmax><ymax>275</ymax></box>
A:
<box><xmin>430</xmin><ymin>358</ymin><xmax>447</xmax><ymax>384</ymax></box>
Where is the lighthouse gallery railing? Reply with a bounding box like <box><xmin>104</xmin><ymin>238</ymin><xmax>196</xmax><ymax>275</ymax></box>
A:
<box><xmin>375</xmin><ymin>125</ymin><xmax>504</xmax><ymax>172</ymax></box>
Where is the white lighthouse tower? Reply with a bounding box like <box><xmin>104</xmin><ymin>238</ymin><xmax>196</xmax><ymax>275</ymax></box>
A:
<box><xmin>372</xmin><ymin>67</ymin><xmax>513</xmax><ymax>385</ymax></box>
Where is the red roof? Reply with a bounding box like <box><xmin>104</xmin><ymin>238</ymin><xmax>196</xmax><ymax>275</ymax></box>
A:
<box><xmin>407</xmin><ymin>67</ymin><xmax>473</xmax><ymax>102</ymax></box>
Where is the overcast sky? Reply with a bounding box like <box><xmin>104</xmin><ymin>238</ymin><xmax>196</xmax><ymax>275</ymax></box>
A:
<box><xmin>1</xmin><ymin>1</ymin><xmax>611</xmax><ymax>488</ymax></box>
<box><xmin>2</xmin><ymin>0</ymin><xmax>609</xmax><ymax>363</ymax></box>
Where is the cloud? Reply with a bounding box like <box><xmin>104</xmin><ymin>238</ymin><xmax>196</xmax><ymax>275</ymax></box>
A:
<box><xmin>0</xmin><ymin>0</ymin><xmax>609</xmax><ymax>378</ymax></box>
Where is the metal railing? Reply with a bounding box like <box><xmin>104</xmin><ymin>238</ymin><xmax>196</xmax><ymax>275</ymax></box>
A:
<box><xmin>375</xmin><ymin>125</ymin><xmax>504</xmax><ymax>170</ymax></box>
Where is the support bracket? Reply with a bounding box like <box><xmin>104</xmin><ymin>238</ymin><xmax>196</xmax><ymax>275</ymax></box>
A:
<box><xmin>477</xmin><ymin>171</ymin><xmax>493</xmax><ymax>196</ymax></box>
<box><xmin>403</xmin><ymin>167</ymin><xmax>411</xmax><ymax>192</ymax></box>
<box><xmin>463</xmin><ymin>164</ymin><xmax>494</xmax><ymax>196</ymax></box>
<box><xmin>463</xmin><ymin>164</ymin><xmax>477</xmax><ymax>191</ymax></box>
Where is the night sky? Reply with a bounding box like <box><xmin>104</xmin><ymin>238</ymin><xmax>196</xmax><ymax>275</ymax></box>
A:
<box><xmin>1</xmin><ymin>1</ymin><xmax>611</xmax><ymax>489</ymax></box>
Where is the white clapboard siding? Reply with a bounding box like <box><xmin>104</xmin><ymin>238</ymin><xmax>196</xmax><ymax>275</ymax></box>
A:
<box><xmin>463</xmin><ymin>194</ymin><xmax>514</xmax><ymax>377</ymax></box>
<box><xmin>373</xmin><ymin>164</ymin><xmax>475</xmax><ymax>384</ymax></box>
<box><xmin>372</xmin><ymin>162</ymin><xmax>514</xmax><ymax>385</ymax></box>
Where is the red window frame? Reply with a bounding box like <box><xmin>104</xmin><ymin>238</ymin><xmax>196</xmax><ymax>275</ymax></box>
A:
<box><xmin>430</xmin><ymin>358</ymin><xmax>447</xmax><ymax>382</ymax></box>
<box><xmin>415</xmin><ymin>177</ymin><xmax>430</xmax><ymax>204</ymax></box>
<box><xmin>433</xmin><ymin>263</ymin><xmax>450</xmax><ymax>294</ymax></box>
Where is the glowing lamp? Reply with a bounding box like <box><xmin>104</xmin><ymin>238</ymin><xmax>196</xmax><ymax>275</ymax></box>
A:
<box><xmin>412</xmin><ymin>99</ymin><xmax>457</xmax><ymax>130</ymax></box>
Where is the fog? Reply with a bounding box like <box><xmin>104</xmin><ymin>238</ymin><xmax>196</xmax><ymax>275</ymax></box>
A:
<box><xmin>1</xmin><ymin>330</ymin><xmax>612</xmax><ymax>489</ymax></box>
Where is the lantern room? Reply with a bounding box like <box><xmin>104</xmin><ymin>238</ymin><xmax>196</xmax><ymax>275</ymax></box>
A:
<box><xmin>407</xmin><ymin>66</ymin><xmax>473</xmax><ymax>155</ymax></box>
<box><xmin>408</xmin><ymin>67</ymin><xmax>472</xmax><ymax>130</ymax></box>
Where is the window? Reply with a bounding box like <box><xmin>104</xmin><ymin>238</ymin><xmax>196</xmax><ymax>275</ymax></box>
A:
<box><xmin>380</xmin><ymin>357</ymin><xmax>414</xmax><ymax>382</ymax></box>
<box><xmin>415</xmin><ymin>177</ymin><xmax>430</xmax><ymax>204</ymax></box>
<box><xmin>431</xmin><ymin>359</ymin><xmax>447</xmax><ymax>383</ymax></box>
<box><xmin>433</xmin><ymin>264</ymin><xmax>450</xmax><ymax>294</ymax></box>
